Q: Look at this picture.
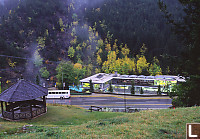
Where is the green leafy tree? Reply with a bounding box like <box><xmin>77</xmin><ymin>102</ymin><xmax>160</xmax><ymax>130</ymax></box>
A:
<box><xmin>39</xmin><ymin>67</ymin><xmax>50</xmax><ymax>79</ymax></box>
<box><xmin>121</xmin><ymin>63</ymin><xmax>129</xmax><ymax>75</ymax></box>
<box><xmin>68</xmin><ymin>46</ymin><xmax>75</xmax><ymax>58</ymax></box>
<box><xmin>56</xmin><ymin>61</ymin><xmax>76</xmax><ymax>89</ymax></box>
<box><xmin>149</xmin><ymin>63</ymin><xmax>162</xmax><ymax>76</ymax></box>
<box><xmin>74</xmin><ymin>64</ymin><xmax>86</xmax><ymax>85</ymax></box>
<box><xmin>149</xmin><ymin>57</ymin><xmax>162</xmax><ymax>76</ymax></box>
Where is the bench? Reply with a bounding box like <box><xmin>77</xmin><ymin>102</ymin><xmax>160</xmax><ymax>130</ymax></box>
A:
<box><xmin>89</xmin><ymin>106</ymin><xmax>102</xmax><ymax>112</ymax></box>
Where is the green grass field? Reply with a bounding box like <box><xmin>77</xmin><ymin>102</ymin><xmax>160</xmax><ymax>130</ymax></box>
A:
<box><xmin>0</xmin><ymin>104</ymin><xmax>199</xmax><ymax>138</ymax></box>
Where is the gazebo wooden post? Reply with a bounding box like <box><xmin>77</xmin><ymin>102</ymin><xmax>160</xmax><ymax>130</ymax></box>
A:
<box><xmin>11</xmin><ymin>102</ymin><xmax>14</xmax><ymax>120</ymax></box>
<box><xmin>1</xmin><ymin>101</ymin><xmax>4</xmax><ymax>117</ymax></box>
<box><xmin>5</xmin><ymin>102</ymin><xmax>7</xmax><ymax>111</ymax></box>
<box><xmin>30</xmin><ymin>103</ymin><xmax>33</xmax><ymax>119</ymax></box>
<box><xmin>43</xmin><ymin>96</ymin><xmax>46</xmax><ymax>112</ymax></box>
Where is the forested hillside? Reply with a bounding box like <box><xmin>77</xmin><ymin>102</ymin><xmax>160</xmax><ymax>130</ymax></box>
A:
<box><xmin>85</xmin><ymin>0</ymin><xmax>183</xmax><ymax>60</ymax></box>
<box><xmin>0</xmin><ymin>0</ymin><xmax>184</xmax><ymax>88</ymax></box>
<box><xmin>0</xmin><ymin>0</ymin><xmax>19</xmax><ymax>17</ymax></box>
<box><xmin>0</xmin><ymin>0</ymin><xmax>69</xmax><ymax>82</ymax></box>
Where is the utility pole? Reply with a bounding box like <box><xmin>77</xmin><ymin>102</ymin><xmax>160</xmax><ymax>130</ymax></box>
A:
<box><xmin>124</xmin><ymin>81</ymin><xmax>126</xmax><ymax>113</ymax></box>
<box><xmin>61</xmin><ymin>67</ymin><xmax>64</xmax><ymax>90</ymax></box>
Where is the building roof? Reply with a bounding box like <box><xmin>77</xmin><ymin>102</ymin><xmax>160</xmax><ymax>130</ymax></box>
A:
<box><xmin>79</xmin><ymin>73</ymin><xmax>114</xmax><ymax>84</ymax></box>
<box><xmin>80</xmin><ymin>73</ymin><xmax>186</xmax><ymax>84</ymax></box>
<box><xmin>0</xmin><ymin>79</ymin><xmax>48</xmax><ymax>102</ymax></box>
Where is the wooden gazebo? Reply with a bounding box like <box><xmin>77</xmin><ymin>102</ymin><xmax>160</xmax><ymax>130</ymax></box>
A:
<box><xmin>0</xmin><ymin>79</ymin><xmax>48</xmax><ymax>121</ymax></box>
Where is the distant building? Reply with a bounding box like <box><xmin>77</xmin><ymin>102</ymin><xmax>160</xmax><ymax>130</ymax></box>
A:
<box><xmin>80</xmin><ymin>72</ymin><xmax>185</xmax><ymax>94</ymax></box>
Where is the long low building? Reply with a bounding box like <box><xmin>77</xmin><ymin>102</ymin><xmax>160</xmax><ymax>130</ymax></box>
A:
<box><xmin>79</xmin><ymin>72</ymin><xmax>185</xmax><ymax>94</ymax></box>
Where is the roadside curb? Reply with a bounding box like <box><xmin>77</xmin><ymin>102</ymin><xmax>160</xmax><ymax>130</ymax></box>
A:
<box><xmin>93</xmin><ymin>92</ymin><xmax>169</xmax><ymax>97</ymax></box>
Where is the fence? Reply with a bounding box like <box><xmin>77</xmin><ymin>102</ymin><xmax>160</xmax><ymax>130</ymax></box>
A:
<box><xmin>3</xmin><ymin>107</ymin><xmax>46</xmax><ymax>120</ymax></box>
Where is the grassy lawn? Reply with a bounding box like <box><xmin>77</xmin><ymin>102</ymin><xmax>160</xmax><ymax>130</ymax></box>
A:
<box><xmin>0</xmin><ymin>105</ymin><xmax>199</xmax><ymax>138</ymax></box>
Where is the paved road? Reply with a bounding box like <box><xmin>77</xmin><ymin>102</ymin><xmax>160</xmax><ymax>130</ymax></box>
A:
<box><xmin>46</xmin><ymin>94</ymin><xmax>172</xmax><ymax>110</ymax></box>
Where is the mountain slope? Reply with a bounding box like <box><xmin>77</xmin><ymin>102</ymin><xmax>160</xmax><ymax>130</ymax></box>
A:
<box><xmin>86</xmin><ymin>0</ymin><xmax>183</xmax><ymax>57</ymax></box>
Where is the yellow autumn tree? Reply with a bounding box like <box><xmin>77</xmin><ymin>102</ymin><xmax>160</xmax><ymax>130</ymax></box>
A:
<box><xmin>123</xmin><ymin>57</ymin><xmax>136</xmax><ymax>73</ymax></box>
<box><xmin>76</xmin><ymin>44</ymin><xmax>82</xmax><ymax>51</ymax></box>
<box><xmin>96</xmin><ymin>54</ymin><xmax>102</xmax><ymax>65</ymax></box>
<box><xmin>70</xmin><ymin>36</ymin><xmax>77</xmax><ymax>45</ymax></box>
<box><xmin>136</xmin><ymin>56</ymin><xmax>149</xmax><ymax>74</ymax></box>
<box><xmin>95</xmin><ymin>68</ymin><xmax>101</xmax><ymax>74</ymax></box>
<box><xmin>113</xmin><ymin>39</ymin><xmax>119</xmax><ymax>55</ymax></box>
<box><xmin>115</xmin><ymin>58</ymin><xmax>122</xmax><ymax>73</ymax></box>
<box><xmin>45</xmin><ymin>29</ymin><xmax>49</xmax><ymax>36</ymax></box>
<box><xmin>59</xmin><ymin>18</ymin><xmax>64</xmax><ymax>32</ymax></box>
<box><xmin>121</xmin><ymin>44</ymin><xmax>130</xmax><ymax>57</ymax></box>
<box><xmin>102</xmin><ymin>51</ymin><xmax>116</xmax><ymax>73</ymax></box>
<box><xmin>105</xmin><ymin>43</ymin><xmax>111</xmax><ymax>52</ymax></box>
<box><xmin>37</xmin><ymin>37</ymin><xmax>46</xmax><ymax>50</ymax></box>
<box><xmin>7</xmin><ymin>59</ymin><xmax>17</xmax><ymax>68</ymax></box>
<box><xmin>97</xmin><ymin>39</ymin><xmax>104</xmax><ymax>48</ymax></box>
<box><xmin>74</xmin><ymin>63</ymin><xmax>82</xmax><ymax>69</ymax></box>
<box><xmin>97</xmin><ymin>48</ymin><xmax>103</xmax><ymax>55</ymax></box>
<box><xmin>140</xmin><ymin>43</ymin><xmax>147</xmax><ymax>56</ymax></box>
<box><xmin>82</xmin><ymin>42</ymin><xmax>86</xmax><ymax>48</ymax></box>
<box><xmin>86</xmin><ymin>64</ymin><xmax>93</xmax><ymax>76</ymax></box>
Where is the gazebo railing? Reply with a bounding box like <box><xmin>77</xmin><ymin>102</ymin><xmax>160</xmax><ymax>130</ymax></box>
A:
<box><xmin>3</xmin><ymin>107</ymin><xmax>46</xmax><ymax>120</ymax></box>
<box><xmin>3</xmin><ymin>111</ymin><xmax>12</xmax><ymax>119</ymax></box>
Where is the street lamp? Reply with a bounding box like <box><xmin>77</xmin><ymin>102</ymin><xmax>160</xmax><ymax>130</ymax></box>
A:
<box><xmin>123</xmin><ymin>80</ymin><xmax>126</xmax><ymax>113</ymax></box>
<box><xmin>61</xmin><ymin>67</ymin><xmax>64</xmax><ymax>90</ymax></box>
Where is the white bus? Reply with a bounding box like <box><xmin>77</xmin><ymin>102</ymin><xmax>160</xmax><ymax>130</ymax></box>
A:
<box><xmin>47</xmin><ymin>90</ymin><xmax>70</xmax><ymax>99</ymax></box>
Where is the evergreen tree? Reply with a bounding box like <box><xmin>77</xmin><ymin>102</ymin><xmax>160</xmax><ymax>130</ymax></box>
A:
<box><xmin>157</xmin><ymin>85</ymin><xmax>161</xmax><ymax>95</ymax></box>
<box><xmin>36</xmin><ymin>74</ymin><xmax>40</xmax><ymax>85</ymax></box>
<box><xmin>131</xmin><ymin>80</ymin><xmax>135</xmax><ymax>95</ymax></box>
<box><xmin>108</xmin><ymin>81</ymin><xmax>113</xmax><ymax>93</ymax></box>
<box><xmin>165</xmin><ymin>83</ymin><xmax>170</xmax><ymax>95</ymax></box>
<box><xmin>140</xmin><ymin>87</ymin><xmax>144</xmax><ymax>94</ymax></box>
<box><xmin>159</xmin><ymin>0</ymin><xmax>200</xmax><ymax>106</ymax></box>
<box><xmin>149</xmin><ymin>57</ymin><xmax>162</xmax><ymax>76</ymax></box>
<box><xmin>89</xmin><ymin>79</ymin><xmax>94</xmax><ymax>93</ymax></box>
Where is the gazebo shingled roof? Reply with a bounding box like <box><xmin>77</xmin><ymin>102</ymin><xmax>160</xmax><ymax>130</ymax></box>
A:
<box><xmin>0</xmin><ymin>79</ymin><xmax>48</xmax><ymax>102</ymax></box>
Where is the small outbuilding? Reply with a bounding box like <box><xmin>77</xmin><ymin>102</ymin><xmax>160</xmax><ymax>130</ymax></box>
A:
<box><xmin>0</xmin><ymin>79</ymin><xmax>48</xmax><ymax>121</ymax></box>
